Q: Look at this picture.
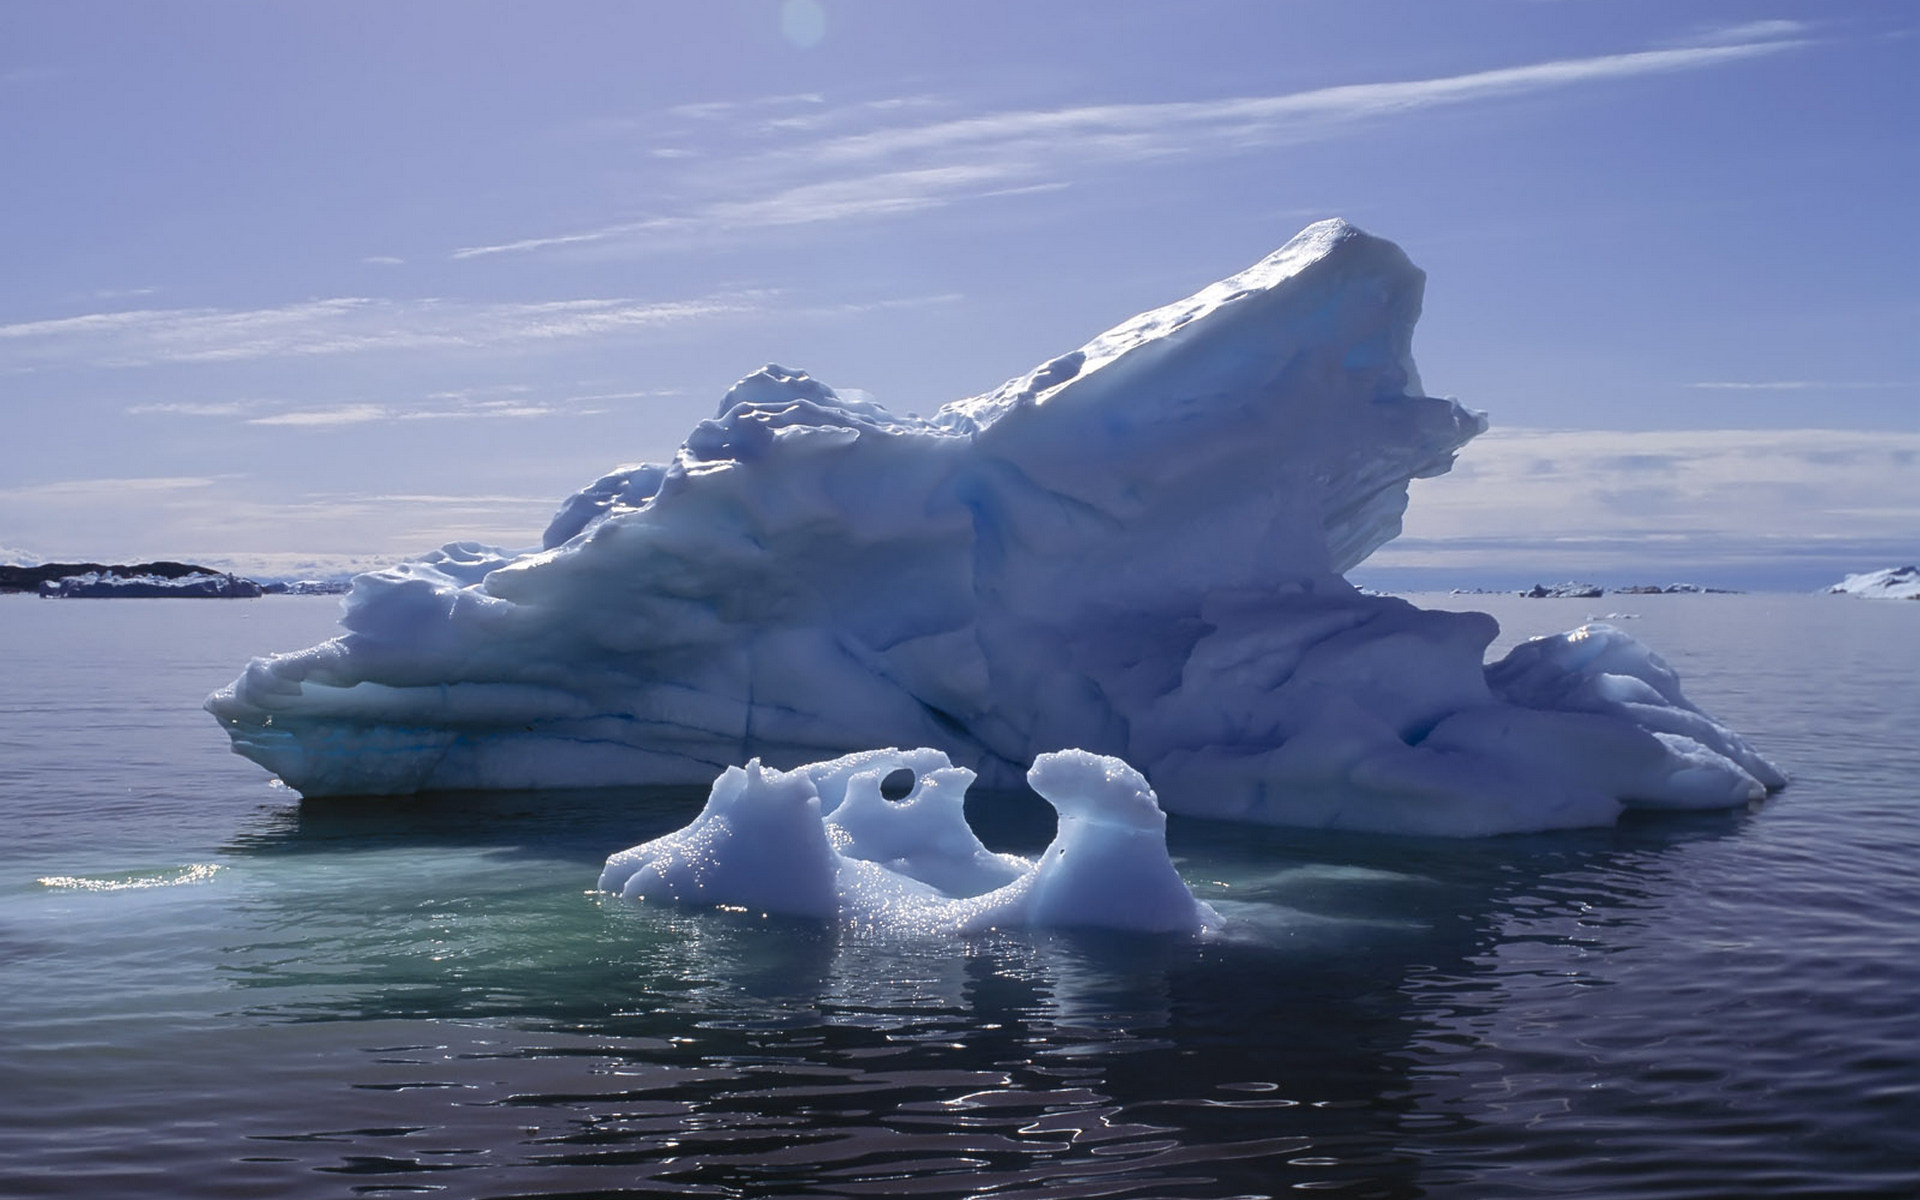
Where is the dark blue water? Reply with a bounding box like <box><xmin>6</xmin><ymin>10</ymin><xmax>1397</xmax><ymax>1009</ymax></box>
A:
<box><xmin>2</xmin><ymin>593</ymin><xmax>1916</xmax><ymax>1198</ymax></box>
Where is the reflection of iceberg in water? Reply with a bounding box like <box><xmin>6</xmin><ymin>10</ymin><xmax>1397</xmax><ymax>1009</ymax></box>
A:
<box><xmin>208</xmin><ymin>220</ymin><xmax>1779</xmax><ymax>834</ymax></box>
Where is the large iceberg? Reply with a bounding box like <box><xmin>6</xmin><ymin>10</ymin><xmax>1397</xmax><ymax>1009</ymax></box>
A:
<box><xmin>208</xmin><ymin>219</ymin><xmax>1783</xmax><ymax>834</ymax></box>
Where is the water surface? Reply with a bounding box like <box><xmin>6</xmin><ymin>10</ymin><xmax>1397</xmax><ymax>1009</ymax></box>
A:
<box><xmin>2</xmin><ymin>592</ymin><xmax>1916</xmax><ymax>1197</ymax></box>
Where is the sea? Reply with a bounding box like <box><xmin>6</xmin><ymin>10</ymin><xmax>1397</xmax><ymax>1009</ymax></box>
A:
<box><xmin>2</xmin><ymin>591</ymin><xmax>1916</xmax><ymax>1199</ymax></box>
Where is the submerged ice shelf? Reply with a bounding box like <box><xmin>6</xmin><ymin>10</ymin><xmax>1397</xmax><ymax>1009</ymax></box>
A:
<box><xmin>208</xmin><ymin>220</ymin><xmax>1783</xmax><ymax>835</ymax></box>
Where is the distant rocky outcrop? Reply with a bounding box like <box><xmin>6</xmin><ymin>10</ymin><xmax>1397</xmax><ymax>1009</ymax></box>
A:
<box><xmin>1</xmin><ymin>560</ymin><xmax>228</xmax><ymax>594</ymax></box>
<box><xmin>1523</xmin><ymin>581</ymin><xmax>1737</xmax><ymax>598</ymax></box>
<box><xmin>1611</xmin><ymin>583</ymin><xmax>1738</xmax><ymax>595</ymax></box>
<box><xmin>37</xmin><ymin>570</ymin><xmax>263</xmax><ymax>599</ymax></box>
<box><xmin>4</xmin><ymin>558</ymin><xmax>355</xmax><ymax>598</ymax></box>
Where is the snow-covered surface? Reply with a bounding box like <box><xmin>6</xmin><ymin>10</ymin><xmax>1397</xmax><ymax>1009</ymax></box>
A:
<box><xmin>598</xmin><ymin>747</ymin><xmax>1218</xmax><ymax>934</ymax></box>
<box><xmin>208</xmin><ymin>220</ymin><xmax>1782</xmax><ymax>834</ymax></box>
<box><xmin>1827</xmin><ymin>566</ymin><xmax>1920</xmax><ymax>600</ymax></box>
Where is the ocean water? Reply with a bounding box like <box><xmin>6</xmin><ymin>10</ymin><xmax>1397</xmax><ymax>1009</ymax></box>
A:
<box><xmin>1</xmin><ymin>591</ymin><xmax>1916</xmax><ymax>1199</ymax></box>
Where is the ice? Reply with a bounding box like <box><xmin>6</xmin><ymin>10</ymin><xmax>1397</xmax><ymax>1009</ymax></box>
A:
<box><xmin>1827</xmin><ymin>566</ymin><xmax>1920</xmax><ymax>601</ymax></box>
<box><xmin>1522</xmin><ymin>581</ymin><xmax>1604</xmax><ymax>599</ymax></box>
<box><xmin>597</xmin><ymin>747</ymin><xmax>1219</xmax><ymax>935</ymax></box>
<box><xmin>208</xmin><ymin>219</ymin><xmax>1783</xmax><ymax>834</ymax></box>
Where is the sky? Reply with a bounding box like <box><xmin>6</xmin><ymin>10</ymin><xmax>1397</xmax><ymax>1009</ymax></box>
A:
<box><xmin>1</xmin><ymin>0</ymin><xmax>1913</xmax><ymax>589</ymax></box>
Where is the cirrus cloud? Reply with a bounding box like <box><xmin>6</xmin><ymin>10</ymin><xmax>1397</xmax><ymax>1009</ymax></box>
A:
<box><xmin>453</xmin><ymin>35</ymin><xmax>1808</xmax><ymax>260</ymax></box>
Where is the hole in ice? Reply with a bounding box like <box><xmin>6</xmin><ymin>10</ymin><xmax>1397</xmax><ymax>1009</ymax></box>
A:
<box><xmin>879</xmin><ymin>768</ymin><xmax>915</xmax><ymax>802</ymax></box>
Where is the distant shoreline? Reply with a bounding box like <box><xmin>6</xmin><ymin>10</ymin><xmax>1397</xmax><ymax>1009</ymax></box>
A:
<box><xmin>1</xmin><ymin>560</ymin><xmax>348</xmax><ymax>598</ymax></box>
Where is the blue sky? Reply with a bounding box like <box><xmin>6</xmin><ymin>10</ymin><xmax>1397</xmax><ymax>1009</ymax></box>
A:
<box><xmin>1</xmin><ymin>1</ymin><xmax>1913</xmax><ymax>587</ymax></box>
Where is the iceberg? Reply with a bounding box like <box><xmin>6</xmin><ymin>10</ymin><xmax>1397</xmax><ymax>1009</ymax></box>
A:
<box><xmin>1827</xmin><ymin>566</ymin><xmax>1920</xmax><ymax>601</ymax></box>
<box><xmin>207</xmin><ymin>219</ymin><xmax>1783</xmax><ymax>834</ymax></box>
<box><xmin>598</xmin><ymin>747</ymin><xmax>1219</xmax><ymax>934</ymax></box>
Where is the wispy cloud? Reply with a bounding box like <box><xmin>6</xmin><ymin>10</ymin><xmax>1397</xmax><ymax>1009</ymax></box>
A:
<box><xmin>457</xmin><ymin>36</ymin><xmax>1806</xmax><ymax>260</ymax></box>
<box><xmin>448</xmin><ymin>168</ymin><xmax>1008</xmax><ymax>259</ymax></box>
<box><xmin>0</xmin><ymin>475</ymin><xmax>559</xmax><ymax>567</ymax></box>
<box><xmin>563</xmin><ymin>389</ymin><xmax>683</xmax><ymax>404</ymax></box>
<box><xmin>1395</xmin><ymin>426</ymin><xmax>1920</xmax><ymax>543</ymax></box>
<box><xmin>1688</xmin><ymin>380</ymin><xmax>1912</xmax><ymax>391</ymax></box>
<box><xmin>246</xmin><ymin>398</ymin><xmax>570</xmax><ymax>427</ymax></box>
<box><xmin>366</xmin><ymin>492</ymin><xmax>556</xmax><ymax>505</ymax></box>
<box><xmin>667</xmin><ymin>92</ymin><xmax>825</xmax><ymax>122</ymax></box>
<box><xmin>0</xmin><ymin>475</ymin><xmax>222</xmax><ymax>499</ymax></box>
<box><xmin>127</xmin><ymin>385</ymin><xmax>689</xmax><ymax>428</ymax></box>
<box><xmin>758</xmin><ymin>93</ymin><xmax>946</xmax><ymax>135</ymax></box>
<box><xmin>246</xmin><ymin>404</ymin><xmax>392</xmax><ymax>427</ymax></box>
<box><xmin>1364</xmin><ymin>425</ymin><xmax>1919</xmax><ymax>584</ymax></box>
<box><xmin>1675</xmin><ymin>19</ymin><xmax>1812</xmax><ymax>48</ymax></box>
<box><xmin>126</xmin><ymin>400</ymin><xmax>257</xmax><ymax>417</ymax></box>
<box><xmin>0</xmin><ymin>292</ymin><xmax>771</xmax><ymax>369</ymax></box>
<box><xmin>806</xmin><ymin>44</ymin><xmax>1799</xmax><ymax>168</ymax></box>
<box><xmin>399</xmin><ymin>403</ymin><xmax>558</xmax><ymax>421</ymax></box>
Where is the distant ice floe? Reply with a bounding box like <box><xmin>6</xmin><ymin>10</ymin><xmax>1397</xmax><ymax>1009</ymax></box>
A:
<box><xmin>1522</xmin><ymin>581</ymin><xmax>1605</xmax><ymax>599</ymax></box>
<box><xmin>1827</xmin><ymin>566</ymin><xmax>1920</xmax><ymax>601</ymax></box>
<box><xmin>209</xmin><ymin>219</ymin><xmax>1783</xmax><ymax>835</ymax></box>
<box><xmin>599</xmin><ymin>748</ymin><xmax>1219</xmax><ymax>935</ymax></box>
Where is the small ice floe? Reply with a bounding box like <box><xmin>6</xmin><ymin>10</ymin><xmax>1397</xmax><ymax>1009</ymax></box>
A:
<box><xmin>598</xmin><ymin>748</ymin><xmax>1219</xmax><ymax>936</ymax></box>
